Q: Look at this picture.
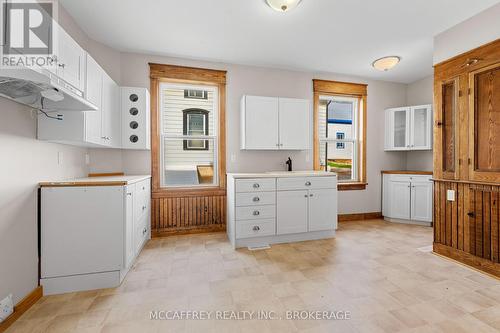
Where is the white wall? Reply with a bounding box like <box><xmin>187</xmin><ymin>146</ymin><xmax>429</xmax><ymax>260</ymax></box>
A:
<box><xmin>434</xmin><ymin>3</ymin><xmax>500</xmax><ymax>64</ymax></box>
<box><xmin>0</xmin><ymin>100</ymin><xmax>89</xmax><ymax>304</ymax></box>
<box><xmin>405</xmin><ymin>76</ymin><xmax>434</xmax><ymax>171</ymax></box>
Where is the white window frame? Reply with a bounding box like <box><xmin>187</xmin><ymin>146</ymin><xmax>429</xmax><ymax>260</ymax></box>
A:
<box><xmin>159</xmin><ymin>82</ymin><xmax>219</xmax><ymax>188</ymax></box>
<box><xmin>320</xmin><ymin>95</ymin><xmax>359</xmax><ymax>182</ymax></box>
<box><xmin>186</xmin><ymin>112</ymin><xmax>208</xmax><ymax>149</ymax></box>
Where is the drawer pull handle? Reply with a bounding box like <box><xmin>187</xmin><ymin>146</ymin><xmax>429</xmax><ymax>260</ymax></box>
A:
<box><xmin>253</xmin><ymin>226</ymin><xmax>260</xmax><ymax>231</ymax></box>
<box><xmin>127</xmin><ymin>193</ymin><xmax>132</xmax><ymax>196</ymax></box>
<box><xmin>309</xmin><ymin>194</ymin><xmax>314</xmax><ymax>197</ymax></box>
<box><xmin>305</xmin><ymin>181</ymin><xmax>311</xmax><ymax>186</ymax></box>
<box><xmin>253</xmin><ymin>211</ymin><xmax>260</xmax><ymax>216</ymax></box>
<box><xmin>253</xmin><ymin>183</ymin><xmax>260</xmax><ymax>189</ymax></box>
<box><xmin>142</xmin><ymin>205</ymin><xmax>146</xmax><ymax>210</ymax></box>
<box><xmin>253</xmin><ymin>197</ymin><xmax>260</xmax><ymax>202</ymax></box>
<box><xmin>143</xmin><ymin>227</ymin><xmax>147</xmax><ymax>235</ymax></box>
<box><xmin>142</xmin><ymin>186</ymin><xmax>145</xmax><ymax>190</ymax></box>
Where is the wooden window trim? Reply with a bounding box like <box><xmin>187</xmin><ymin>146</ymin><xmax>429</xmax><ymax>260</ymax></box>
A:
<box><xmin>313</xmin><ymin>79</ymin><xmax>367</xmax><ymax>191</ymax></box>
<box><xmin>150</xmin><ymin>63</ymin><xmax>227</xmax><ymax>196</ymax></box>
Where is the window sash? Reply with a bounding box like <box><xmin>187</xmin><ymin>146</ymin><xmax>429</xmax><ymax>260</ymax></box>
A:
<box><xmin>320</xmin><ymin>139</ymin><xmax>358</xmax><ymax>182</ymax></box>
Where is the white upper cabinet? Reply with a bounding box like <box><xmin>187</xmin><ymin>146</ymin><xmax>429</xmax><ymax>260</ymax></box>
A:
<box><xmin>241</xmin><ymin>96</ymin><xmax>279</xmax><ymax>150</ymax></box>
<box><xmin>85</xmin><ymin>54</ymin><xmax>103</xmax><ymax>145</ymax></box>
<box><xmin>240</xmin><ymin>95</ymin><xmax>310</xmax><ymax>150</ymax></box>
<box><xmin>55</xmin><ymin>25</ymin><xmax>86</xmax><ymax>93</ymax></box>
<box><xmin>279</xmin><ymin>98</ymin><xmax>310</xmax><ymax>150</ymax></box>
<box><xmin>101</xmin><ymin>72</ymin><xmax>120</xmax><ymax>147</ymax></box>
<box><xmin>385</xmin><ymin>105</ymin><xmax>432</xmax><ymax>151</ymax></box>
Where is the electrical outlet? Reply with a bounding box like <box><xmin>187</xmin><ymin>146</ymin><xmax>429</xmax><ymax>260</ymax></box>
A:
<box><xmin>57</xmin><ymin>151</ymin><xmax>63</xmax><ymax>165</ymax></box>
<box><xmin>0</xmin><ymin>294</ymin><xmax>14</xmax><ymax>323</ymax></box>
<box><xmin>447</xmin><ymin>190</ymin><xmax>455</xmax><ymax>201</ymax></box>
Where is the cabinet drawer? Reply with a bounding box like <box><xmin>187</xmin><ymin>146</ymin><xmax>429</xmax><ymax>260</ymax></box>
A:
<box><xmin>385</xmin><ymin>174</ymin><xmax>431</xmax><ymax>183</ymax></box>
<box><xmin>277</xmin><ymin>177</ymin><xmax>336</xmax><ymax>190</ymax></box>
<box><xmin>236</xmin><ymin>205</ymin><xmax>275</xmax><ymax>220</ymax></box>
<box><xmin>236</xmin><ymin>219</ymin><xmax>275</xmax><ymax>239</ymax></box>
<box><xmin>235</xmin><ymin>178</ymin><xmax>275</xmax><ymax>192</ymax></box>
<box><xmin>236</xmin><ymin>192</ymin><xmax>275</xmax><ymax>207</ymax></box>
<box><xmin>134</xmin><ymin>213</ymin><xmax>148</xmax><ymax>254</ymax></box>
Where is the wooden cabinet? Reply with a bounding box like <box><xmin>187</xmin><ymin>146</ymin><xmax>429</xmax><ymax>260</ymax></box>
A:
<box><xmin>383</xmin><ymin>173</ymin><xmax>433</xmax><ymax>224</ymax></box>
<box><xmin>240</xmin><ymin>95</ymin><xmax>310</xmax><ymax>150</ymax></box>
<box><xmin>384</xmin><ymin>105</ymin><xmax>432</xmax><ymax>151</ymax></box>
<box><xmin>433</xmin><ymin>39</ymin><xmax>500</xmax><ymax>278</ymax></box>
<box><xmin>468</xmin><ymin>63</ymin><xmax>500</xmax><ymax>183</ymax></box>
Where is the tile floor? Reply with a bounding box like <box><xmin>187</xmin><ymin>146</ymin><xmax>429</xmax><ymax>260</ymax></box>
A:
<box><xmin>7</xmin><ymin>219</ymin><xmax>500</xmax><ymax>332</ymax></box>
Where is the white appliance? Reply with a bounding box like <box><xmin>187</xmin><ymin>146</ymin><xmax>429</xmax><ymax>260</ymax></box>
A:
<box><xmin>0</xmin><ymin>67</ymin><xmax>97</xmax><ymax>112</ymax></box>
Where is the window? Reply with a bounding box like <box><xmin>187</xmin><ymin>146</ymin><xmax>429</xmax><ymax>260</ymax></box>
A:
<box><xmin>184</xmin><ymin>89</ymin><xmax>208</xmax><ymax>99</ymax></box>
<box><xmin>336</xmin><ymin>132</ymin><xmax>345</xmax><ymax>149</ymax></box>
<box><xmin>183</xmin><ymin>109</ymin><xmax>209</xmax><ymax>150</ymax></box>
<box><xmin>313</xmin><ymin>80</ymin><xmax>367</xmax><ymax>190</ymax></box>
<box><xmin>159</xmin><ymin>82</ymin><xmax>219</xmax><ymax>187</ymax></box>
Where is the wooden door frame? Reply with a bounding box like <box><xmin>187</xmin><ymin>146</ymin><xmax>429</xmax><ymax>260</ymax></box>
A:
<box><xmin>149</xmin><ymin>63</ymin><xmax>227</xmax><ymax>198</ymax></box>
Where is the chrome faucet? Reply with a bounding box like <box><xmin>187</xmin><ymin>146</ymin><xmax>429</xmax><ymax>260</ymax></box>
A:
<box><xmin>286</xmin><ymin>157</ymin><xmax>292</xmax><ymax>172</ymax></box>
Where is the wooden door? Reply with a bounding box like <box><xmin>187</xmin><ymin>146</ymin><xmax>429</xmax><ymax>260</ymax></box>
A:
<box><xmin>434</xmin><ymin>77</ymin><xmax>460</xmax><ymax>180</ymax></box>
<box><xmin>308</xmin><ymin>189</ymin><xmax>337</xmax><ymax>231</ymax></box>
<box><xmin>243</xmin><ymin>96</ymin><xmax>279</xmax><ymax>149</ymax></box>
<box><xmin>279</xmin><ymin>98</ymin><xmax>310</xmax><ymax>150</ymax></box>
<box><xmin>469</xmin><ymin>62</ymin><xmax>500</xmax><ymax>182</ymax></box>
<box><xmin>277</xmin><ymin>190</ymin><xmax>308</xmax><ymax>235</ymax></box>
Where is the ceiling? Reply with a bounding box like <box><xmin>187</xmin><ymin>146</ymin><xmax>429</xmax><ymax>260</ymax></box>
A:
<box><xmin>60</xmin><ymin>0</ymin><xmax>500</xmax><ymax>83</ymax></box>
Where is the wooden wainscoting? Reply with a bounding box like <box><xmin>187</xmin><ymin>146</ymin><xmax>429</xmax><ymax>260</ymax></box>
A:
<box><xmin>151</xmin><ymin>194</ymin><xmax>226</xmax><ymax>237</ymax></box>
<box><xmin>433</xmin><ymin>180</ymin><xmax>500</xmax><ymax>277</ymax></box>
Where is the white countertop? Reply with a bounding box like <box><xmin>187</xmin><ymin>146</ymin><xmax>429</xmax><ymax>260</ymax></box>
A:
<box><xmin>227</xmin><ymin>171</ymin><xmax>337</xmax><ymax>179</ymax></box>
<box><xmin>39</xmin><ymin>175</ymin><xmax>151</xmax><ymax>187</ymax></box>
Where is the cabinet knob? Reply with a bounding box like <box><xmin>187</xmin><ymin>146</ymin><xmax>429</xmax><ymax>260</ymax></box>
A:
<box><xmin>253</xmin><ymin>226</ymin><xmax>260</xmax><ymax>231</ymax></box>
<box><xmin>253</xmin><ymin>210</ymin><xmax>260</xmax><ymax>216</ymax></box>
<box><xmin>467</xmin><ymin>212</ymin><xmax>475</xmax><ymax>218</ymax></box>
<box><xmin>127</xmin><ymin>193</ymin><xmax>132</xmax><ymax>196</ymax></box>
<box><xmin>253</xmin><ymin>197</ymin><xmax>260</xmax><ymax>202</ymax></box>
<box><xmin>253</xmin><ymin>183</ymin><xmax>260</xmax><ymax>189</ymax></box>
<box><xmin>309</xmin><ymin>194</ymin><xmax>314</xmax><ymax>197</ymax></box>
<box><xmin>142</xmin><ymin>205</ymin><xmax>146</xmax><ymax>210</ymax></box>
<box><xmin>58</xmin><ymin>63</ymin><xmax>65</xmax><ymax>68</ymax></box>
<box><xmin>304</xmin><ymin>194</ymin><xmax>308</xmax><ymax>197</ymax></box>
<box><xmin>436</xmin><ymin>121</ymin><xmax>443</xmax><ymax>127</ymax></box>
<box><xmin>305</xmin><ymin>181</ymin><xmax>311</xmax><ymax>186</ymax></box>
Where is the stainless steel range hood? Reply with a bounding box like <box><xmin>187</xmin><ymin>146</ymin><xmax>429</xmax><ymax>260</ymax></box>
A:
<box><xmin>0</xmin><ymin>67</ymin><xmax>97</xmax><ymax>112</ymax></box>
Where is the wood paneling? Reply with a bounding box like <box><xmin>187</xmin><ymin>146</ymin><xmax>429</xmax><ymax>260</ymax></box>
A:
<box><xmin>151</xmin><ymin>194</ymin><xmax>226</xmax><ymax>236</ymax></box>
<box><xmin>433</xmin><ymin>180</ymin><xmax>500</xmax><ymax>277</ymax></box>
<box><xmin>149</xmin><ymin>63</ymin><xmax>227</xmax><ymax>235</ymax></box>
<box><xmin>0</xmin><ymin>286</ymin><xmax>42</xmax><ymax>333</ymax></box>
<box><xmin>442</xmin><ymin>80</ymin><xmax>456</xmax><ymax>173</ymax></box>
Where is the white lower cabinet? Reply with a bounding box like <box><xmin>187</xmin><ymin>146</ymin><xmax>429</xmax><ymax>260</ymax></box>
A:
<box><xmin>277</xmin><ymin>190</ymin><xmax>308</xmax><ymax>235</ymax></box>
<box><xmin>40</xmin><ymin>177</ymin><xmax>151</xmax><ymax>295</ymax></box>
<box><xmin>227</xmin><ymin>173</ymin><xmax>337</xmax><ymax>248</ymax></box>
<box><xmin>383</xmin><ymin>173</ymin><xmax>433</xmax><ymax>225</ymax></box>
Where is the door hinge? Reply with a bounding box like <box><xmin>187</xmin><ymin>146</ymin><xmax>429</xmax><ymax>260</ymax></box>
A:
<box><xmin>468</xmin><ymin>158</ymin><xmax>471</xmax><ymax>165</ymax></box>
<box><xmin>458</xmin><ymin>90</ymin><xmax>463</xmax><ymax>97</ymax></box>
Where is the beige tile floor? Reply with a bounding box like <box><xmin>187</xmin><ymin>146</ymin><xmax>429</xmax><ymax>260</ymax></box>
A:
<box><xmin>7</xmin><ymin>219</ymin><xmax>500</xmax><ymax>333</ymax></box>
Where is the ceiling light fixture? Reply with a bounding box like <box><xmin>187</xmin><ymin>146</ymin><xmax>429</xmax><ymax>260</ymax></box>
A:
<box><xmin>266</xmin><ymin>0</ymin><xmax>302</xmax><ymax>12</ymax></box>
<box><xmin>372</xmin><ymin>56</ymin><xmax>401</xmax><ymax>71</ymax></box>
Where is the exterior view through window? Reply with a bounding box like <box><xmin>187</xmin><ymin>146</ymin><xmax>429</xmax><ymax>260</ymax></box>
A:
<box><xmin>159</xmin><ymin>82</ymin><xmax>219</xmax><ymax>187</ymax></box>
<box><xmin>318</xmin><ymin>96</ymin><xmax>359</xmax><ymax>181</ymax></box>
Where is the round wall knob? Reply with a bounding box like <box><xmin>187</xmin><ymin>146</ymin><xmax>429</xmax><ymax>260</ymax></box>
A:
<box><xmin>129</xmin><ymin>107</ymin><xmax>139</xmax><ymax>116</ymax></box>
<box><xmin>130</xmin><ymin>121</ymin><xmax>139</xmax><ymax>129</ymax></box>
<box><xmin>130</xmin><ymin>135</ymin><xmax>139</xmax><ymax>143</ymax></box>
<box><xmin>129</xmin><ymin>94</ymin><xmax>139</xmax><ymax>102</ymax></box>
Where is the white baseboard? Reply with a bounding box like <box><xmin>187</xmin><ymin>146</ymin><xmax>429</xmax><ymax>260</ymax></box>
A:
<box><xmin>235</xmin><ymin>230</ymin><xmax>335</xmax><ymax>249</ymax></box>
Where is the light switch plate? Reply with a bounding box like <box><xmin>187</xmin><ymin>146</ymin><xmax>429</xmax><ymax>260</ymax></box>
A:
<box><xmin>447</xmin><ymin>190</ymin><xmax>455</xmax><ymax>201</ymax></box>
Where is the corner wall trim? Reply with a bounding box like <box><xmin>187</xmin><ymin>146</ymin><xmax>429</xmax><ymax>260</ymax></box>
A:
<box><xmin>0</xmin><ymin>286</ymin><xmax>43</xmax><ymax>332</ymax></box>
<box><xmin>338</xmin><ymin>212</ymin><xmax>382</xmax><ymax>222</ymax></box>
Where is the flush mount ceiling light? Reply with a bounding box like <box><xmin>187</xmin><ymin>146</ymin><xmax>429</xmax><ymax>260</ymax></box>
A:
<box><xmin>372</xmin><ymin>56</ymin><xmax>401</xmax><ymax>71</ymax></box>
<box><xmin>266</xmin><ymin>0</ymin><xmax>302</xmax><ymax>12</ymax></box>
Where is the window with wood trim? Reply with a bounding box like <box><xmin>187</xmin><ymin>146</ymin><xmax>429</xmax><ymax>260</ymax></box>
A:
<box><xmin>183</xmin><ymin>109</ymin><xmax>209</xmax><ymax>151</ymax></box>
<box><xmin>313</xmin><ymin>79</ymin><xmax>367</xmax><ymax>190</ymax></box>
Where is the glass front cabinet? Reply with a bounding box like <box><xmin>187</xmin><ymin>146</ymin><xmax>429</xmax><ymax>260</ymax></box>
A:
<box><xmin>384</xmin><ymin>105</ymin><xmax>432</xmax><ymax>151</ymax></box>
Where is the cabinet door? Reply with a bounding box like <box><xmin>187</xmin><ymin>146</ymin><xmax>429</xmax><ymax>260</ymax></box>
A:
<box><xmin>386</xmin><ymin>107</ymin><xmax>410</xmax><ymax>150</ymax></box>
<box><xmin>388</xmin><ymin>181</ymin><xmax>411</xmax><ymax>219</ymax></box>
<box><xmin>242</xmin><ymin>96</ymin><xmax>279</xmax><ymax>149</ymax></box>
<box><xmin>308</xmin><ymin>189</ymin><xmax>337</xmax><ymax>231</ymax></box>
<box><xmin>277</xmin><ymin>190</ymin><xmax>308</xmax><ymax>235</ymax></box>
<box><xmin>410</xmin><ymin>105</ymin><xmax>432</xmax><ymax>150</ymax></box>
<box><xmin>84</xmin><ymin>55</ymin><xmax>103</xmax><ymax>145</ymax></box>
<box><xmin>101</xmin><ymin>73</ymin><xmax>119</xmax><ymax>146</ymax></box>
<box><xmin>279</xmin><ymin>98</ymin><xmax>310</xmax><ymax>150</ymax></box>
<box><xmin>124</xmin><ymin>188</ymin><xmax>134</xmax><ymax>268</ymax></box>
<box><xmin>435</xmin><ymin>78</ymin><xmax>460</xmax><ymax>180</ymax></box>
<box><xmin>410</xmin><ymin>181</ymin><xmax>433</xmax><ymax>222</ymax></box>
<box><xmin>468</xmin><ymin>63</ymin><xmax>500</xmax><ymax>183</ymax></box>
<box><xmin>56</xmin><ymin>26</ymin><xmax>85</xmax><ymax>91</ymax></box>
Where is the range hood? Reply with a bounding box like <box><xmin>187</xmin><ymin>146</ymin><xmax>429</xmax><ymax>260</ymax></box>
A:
<box><xmin>0</xmin><ymin>67</ymin><xmax>97</xmax><ymax>112</ymax></box>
